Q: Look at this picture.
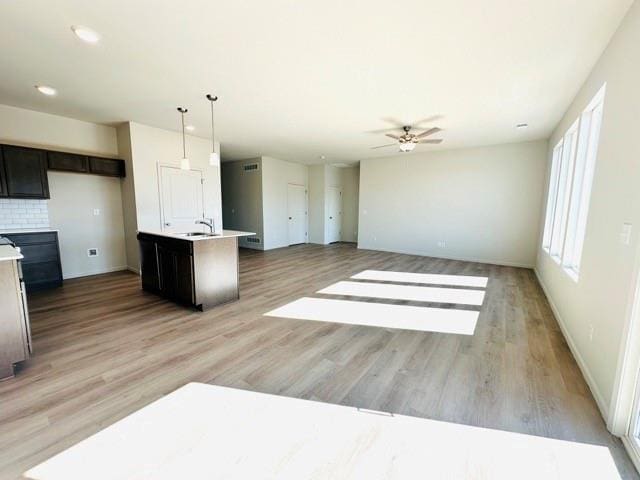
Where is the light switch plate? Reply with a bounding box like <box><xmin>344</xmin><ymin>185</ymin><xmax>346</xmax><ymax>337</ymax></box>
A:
<box><xmin>621</xmin><ymin>223</ymin><xmax>633</xmax><ymax>245</ymax></box>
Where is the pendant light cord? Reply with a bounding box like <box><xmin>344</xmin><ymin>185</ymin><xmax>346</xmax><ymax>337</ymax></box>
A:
<box><xmin>181</xmin><ymin>110</ymin><xmax>186</xmax><ymax>158</ymax></box>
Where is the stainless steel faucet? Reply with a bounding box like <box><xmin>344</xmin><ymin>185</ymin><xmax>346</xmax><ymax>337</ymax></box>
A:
<box><xmin>195</xmin><ymin>218</ymin><xmax>215</xmax><ymax>234</ymax></box>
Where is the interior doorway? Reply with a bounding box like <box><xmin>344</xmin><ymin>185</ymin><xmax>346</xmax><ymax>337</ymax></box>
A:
<box><xmin>327</xmin><ymin>187</ymin><xmax>342</xmax><ymax>243</ymax></box>
<box><xmin>287</xmin><ymin>183</ymin><xmax>307</xmax><ymax>245</ymax></box>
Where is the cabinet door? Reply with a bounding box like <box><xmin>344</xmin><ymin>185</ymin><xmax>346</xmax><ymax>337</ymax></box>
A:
<box><xmin>174</xmin><ymin>252</ymin><xmax>195</xmax><ymax>305</ymax></box>
<box><xmin>139</xmin><ymin>238</ymin><xmax>161</xmax><ymax>291</ymax></box>
<box><xmin>47</xmin><ymin>151</ymin><xmax>89</xmax><ymax>173</ymax></box>
<box><xmin>0</xmin><ymin>150</ymin><xmax>7</xmax><ymax>197</ymax></box>
<box><xmin>88</xmin><ymin>157</ymin><xmax>125</xmax><ymax>177</ymax></box>
<box><xmin>2</xmin><ymin>146</ymin><xmax>49</xmax><ymax>199</ymax></box>
<box><xmin>157</xmin><ymin>245</ymin><xmax>177</xmax><ymax>299</ymax></box>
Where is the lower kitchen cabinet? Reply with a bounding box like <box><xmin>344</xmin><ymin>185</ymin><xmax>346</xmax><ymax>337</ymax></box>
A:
<box><xmin>138</xmin><ymin>233</ymin><xmax>196</xmax><ymax>307</ymax></box>
<box><xmin>2</xmin><ymin>231</ymin><xmax>62</xmax><ymax>292</ymax></box>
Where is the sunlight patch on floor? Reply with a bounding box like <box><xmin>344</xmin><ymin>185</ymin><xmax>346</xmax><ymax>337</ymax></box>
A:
<box><xmin>25</xmin><ymin>383</ymin><xmax>621</xmax><ymax>480</ymax></box>
<box><xmin>318</xmin><ymin>281</ymin><xmax>486</xmax><ymax>306</ymax></box>
<box><xmin>265</xmin><ymin>297</ymin><xmax>478</xmax><ymax>334</ymax></box>
<box><xmin>352</xmin><ymin>270</ymin><xmax>489</xmax><ymax>288</ymax></box>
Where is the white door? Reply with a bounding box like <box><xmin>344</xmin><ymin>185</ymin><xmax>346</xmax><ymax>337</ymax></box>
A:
<box><xmin>159</xmin><ymin>166</ymin><xmax>204</xmax><ymax>233</ymax></box>
<box><xmin>327</xmin><ymin>187</ymin><xmax>342</xmax><ymax>243</ymax></box>
<box><xmin>287</xmin><ymin>184</ymin><xmax>307</xmax><ymax>245</ymax></box>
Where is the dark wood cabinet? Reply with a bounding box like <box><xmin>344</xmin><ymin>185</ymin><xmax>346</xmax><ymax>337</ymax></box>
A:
<box><xmin>3</xmin><ymin>231</ymin><xmax>62</xmax><ymax>292</ymax></box>
<box><xmin>89</xmin><ymin>157</ymin><xmax>125</xmax><ymax>177</ymax></box>
<box><xmin>139</xmin><ymin>237</ymin><xmax>161</xmax><ymax>291</ymax></box>
<box><xmin>2</xmin><ymin>146</ymin><xmax>49</xmax><ymax>199</ymax></box>
<box><xmin>0</xmin><ymin>149</ymin><xmax>7</xmax><ymax>197</ymax></box>
<box><xmin>47</xmin><ymin>151</ymin><xmax>89</xmax><ymax>173</ymax></box>
<box><xmin>139</xmin><ymin>233</ymin><xmax>195</xmax><ymax>307</ymax></box>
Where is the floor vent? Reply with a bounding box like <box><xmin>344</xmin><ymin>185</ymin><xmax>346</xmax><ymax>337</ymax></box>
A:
<box><xmin>246</xmin><ymin>237</ymin><xmax>261</xmax><ymax>244</ymax></box>
<box><xmin>243</xmin><ymin>163</ymin><xmax>259</xmax><ymax>172</ymax></box>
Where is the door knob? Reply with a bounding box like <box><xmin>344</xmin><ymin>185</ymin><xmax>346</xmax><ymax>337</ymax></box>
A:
<box><xmin>289</xmin><ymin>217</ymin><xmax>292</xmax><ymax>220</ymax></box>
<box><xmin>164</xmin><ymin>222</ymin><xmax>171</xmax><ymax>226</ymax></box>
<box><xmin>329</xmin><ymin>216</ymin><xmax>333</xmax><ymax>219</ymax></box>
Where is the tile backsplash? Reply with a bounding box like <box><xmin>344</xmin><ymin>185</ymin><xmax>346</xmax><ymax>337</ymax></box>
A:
<box><xmin>0</xmin><ymin>199</ymin><xmax>50</xmax><ymax>230</ymax></box>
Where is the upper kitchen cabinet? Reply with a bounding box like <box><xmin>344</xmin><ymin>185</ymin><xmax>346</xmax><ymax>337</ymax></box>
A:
<box><xmin>0</xmin><ymin>150</ymin><xmax>7</xmax><ymax>197</ymax></box>
<box><xmin>1</xmin><ymin>145</ymin><xmax>49</xmax><ymax>199</ymax></box>
<box><xmin>47</xmin><ymin>151</ymin><xmax>89</xmax><ymax>173</ymax></box>
<box><xmin>88</xmin><ymin>157</ymin><xmax>125</xmax><ymax>177</ymax></box>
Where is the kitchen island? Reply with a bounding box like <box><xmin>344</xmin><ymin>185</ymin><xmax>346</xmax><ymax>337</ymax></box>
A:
<box><xmin>137</xmin><ymin>229</ymin><xmax>254</xmax><ymax>311</ymax></box>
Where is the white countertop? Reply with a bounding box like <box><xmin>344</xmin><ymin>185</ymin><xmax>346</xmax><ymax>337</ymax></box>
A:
<box><xmin>0</xmin><ymin>228</ymin><xmax>58</xmax><ymax>234</ymax></box>
<box><xmin>138</xmin><ymin>229</ymin><xmax>255</xmax><ymax>242</ymax></box>
<box><xmin>0</xmin><ymin>245</ymin><xmax>23</xmax><ymax>262</ymax></box>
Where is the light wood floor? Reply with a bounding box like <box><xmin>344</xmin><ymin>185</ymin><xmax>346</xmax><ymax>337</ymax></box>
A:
<box><xmin>0</xmin><ymin>243</ymin><xmax>636</xmax><ymax>479</ymax></box>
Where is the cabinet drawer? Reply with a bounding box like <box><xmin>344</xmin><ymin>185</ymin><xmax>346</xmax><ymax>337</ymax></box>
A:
<box><xmin>48</xmin><ymin>151</ymin><xmax>89</xmax><ymax>173</ymax></box>
<box><xmin>18</xmin><ymin>242</ymin><xmax>59</xmax><ymax>264</ymax></box>
<box><xmin>89</xmin><ymin>157</ymin><xmax>125</xmax><ymax>177</ymax></box>
<box><xmin>4</xmin><ymin>232</ymin><xmax>58</xmax><ymax>246</ymax></box>
<box><xmin>22</xmin><ymin>261</ymin><xmax>62</xmax><ymax>285</ymax></box>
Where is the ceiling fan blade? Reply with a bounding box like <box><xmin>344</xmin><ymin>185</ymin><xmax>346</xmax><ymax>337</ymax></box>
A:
<box><xmin>371</xmin><ymin>143</ymin><xmax>397</xmax><ymax>149</ymax></box>
<box><xmin>419</xmin><ymin>138</ymin><xmax>443</xmax><ymax>144</ymax></box>
<box><xmin>415</xmin><ymin>127</ymin><xmax>441</xmax><ymax>138</ymax></box>
<box><xmin>385</xmin><ymin>133</ymin><xmax>401</xmax><ymax>140</ymax></box>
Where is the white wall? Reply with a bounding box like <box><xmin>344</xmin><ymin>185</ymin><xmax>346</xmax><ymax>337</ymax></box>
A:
<box><xmin>535</xmin><ymin>2</ymin><xmax>640</xmax><ymax>428</ymax></box>
<box><xmin>119</xmin><ymin>122</ymin><xmax>223</xmax><ymax>267</ymax></box>
<box><xmin>48</xmin><ymin>172</ymin><xmax>127</xmax><ymax>279</ymax></box>
<box><xmin>341</xmin><ymin>166</ymin><xmax>360</xmax><ymax>243</ymax></box>
<box><xmin>0</xmin><ymin>104</ymin><xmax>126</xmax><ymax>278</ymax></box>
<box><xmin>221</xmin><ymin>158</ymin><xmax>264</xmax><ymax>249</ymax></box>
<box><xmin>0</xmin><ymin>104</ymin><xmax>118</xmax><ymax>156</ymax></box>
<box><xmin>308</xmin><ymin>165</ymin><xmax>325</xmax><ymax>244</ymax></box>
<box><xmin>261</xmin><ymin>156</ymin><xmax>308</xmax><ymax>250</ymax></box>
<box><xmin>358</xmin><ymin>141</ymin><xmax>548</xmax><ymax>267</ymax></box>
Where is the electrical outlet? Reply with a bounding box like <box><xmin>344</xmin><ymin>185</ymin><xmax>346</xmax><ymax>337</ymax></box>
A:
<box><xmin>93</xmin><ymin>209</ymin><xmax>100</xmax><ymax>216</ymax></box>
<box><xmin>589</xmin><ymin>324</ymin><xmax>594</xmax><ymax>342</ymax></box>
<box><xmin>437</xmin><ymin>241</ymin><xmax>446</xmax><ymax>248</ymax></box>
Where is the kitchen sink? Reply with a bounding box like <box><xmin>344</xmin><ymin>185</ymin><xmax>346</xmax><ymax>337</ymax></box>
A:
<box><xmin>177</xmin><ymin>232</ymin><xmax>219</xmax><ymax>237</ymax></box>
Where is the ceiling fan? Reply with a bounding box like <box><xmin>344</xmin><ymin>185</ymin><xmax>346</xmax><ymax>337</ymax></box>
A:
<box><xmin>372</xmin><ymin>125</ymin><xmax>443</xmax><ymax>152</ymax></box>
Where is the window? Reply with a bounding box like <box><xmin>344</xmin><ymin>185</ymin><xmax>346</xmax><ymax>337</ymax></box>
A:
<box><xmin>541</xmin><ymin>84</ymin><xmax>606</xmax><ymax>280</ymax></box>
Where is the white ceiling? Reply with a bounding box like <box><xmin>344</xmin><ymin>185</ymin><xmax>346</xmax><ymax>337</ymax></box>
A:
<box><xmin>0</xmin><ymin>0</ymin><xmax>632</xmax><ymax>164</ymax></box>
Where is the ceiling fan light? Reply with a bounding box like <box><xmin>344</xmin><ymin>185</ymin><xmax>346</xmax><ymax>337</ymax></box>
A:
<box><xmin>399</xmin><ymin>142</ymin><xmax>416</xmax><ymax>152</ymax></box>
<box><xmin>209</xmin><ymin>151</ymin><xmax>220</xmax><ymax>167</ymax></box>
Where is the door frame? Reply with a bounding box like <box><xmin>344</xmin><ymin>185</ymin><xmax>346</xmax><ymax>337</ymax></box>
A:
<box><xmin>287</xmin><ymin>183</ymin><xmax>308</xmax><ymax>246</ymax></box>
<box><xmin>157</xmin><ymin>163</ymin><xmax>205</xmax><ymax>231</ymax></box>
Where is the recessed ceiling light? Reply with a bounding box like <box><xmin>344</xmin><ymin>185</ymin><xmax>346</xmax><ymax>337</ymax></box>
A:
<box><xmin>516</xmin><ymin>123</ymin><xmax>529</xmax><ymax>129</ymax></box>
<box><xmin>185</xmin><ymin>125</ymin><xmax>195</xmax><ymax>132</ymax></box>
<box><xmin>71</xmin><ymin>25</ymin><xmax>100</xmax><ymax>44</ymax></box>
<box><xmin>319</xmin><ymin>155</ymin><xmax>326</xmax><ymax>160</ymax></box>
<box><xmin>35</xmin><ymin>85</ymin><xmax>57</xmax><ymax>96</ymax></box>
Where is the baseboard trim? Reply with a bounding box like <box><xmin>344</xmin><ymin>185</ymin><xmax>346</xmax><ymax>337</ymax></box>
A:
<box><xmin>355</xmin><ymin>245</ymin><xmax>534</xmax><ymax>269</ymax></box>
<box><xmin>127</xmin><ymin>266</ymin><xmax>140</xmax><ymax>275</ymax></box>
<box><xmin>622</xmin><ymin>436</ymin><xmax>640</xmax><ymax>474</ymax></box>
<box><xmin>63</xmin><ymin>265</ymin><xmax>129</xmax><ymax>280</ymax></box>
<box><xmin>534</xmin><ymin>268</ymin><xmax>610</xmax><ymax>421</ymax></box>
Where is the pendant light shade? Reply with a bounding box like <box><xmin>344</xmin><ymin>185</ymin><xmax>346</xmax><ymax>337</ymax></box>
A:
<box><xmin>177</xmin><ymin>107</ymin><xmax>190</xmax><ymax>170</ymax></box>
<box><xmin>206</xmin><ymin>94</ymin><xmax>220</xmax><ymax>167</ymax></box>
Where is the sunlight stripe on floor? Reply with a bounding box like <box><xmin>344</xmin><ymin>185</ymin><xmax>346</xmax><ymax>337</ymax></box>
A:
<box><xmin>351</xmin><ymin>270</ymin><xmax>488</xmax><ymax>288</ymax></box>
<box><xmin>318</xmin><ymin>281</ymin><xmax>485</xmax><ymax>306</ymax></box>
<box><xmin>264</xmin><ymin>297</ymin><xmax>478</xmax><ymax>334</ymax></box>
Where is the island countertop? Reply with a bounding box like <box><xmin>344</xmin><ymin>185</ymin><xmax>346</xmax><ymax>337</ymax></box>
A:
<box><xmin>0</xmin><ymin>245</ymin><xmax>24</xmax><ymax>262</ymax></box>
<box><xmin>137</xmin><ymin>229</ymin><xmax>255</xmax><ymax>242</ymax></box>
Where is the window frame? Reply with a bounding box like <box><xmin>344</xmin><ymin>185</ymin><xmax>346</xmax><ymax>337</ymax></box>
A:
<box><xmin>540</xmin><ymin>83</ymin><xmax>606</xmax><ymax>281</ymax></box>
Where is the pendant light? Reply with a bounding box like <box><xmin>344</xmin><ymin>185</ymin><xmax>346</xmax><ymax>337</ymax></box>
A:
<box><xmin>177</xmin><ymin>107</ymin><xmax>190</xmax><ymax>170</ymax></box>
<box><xmin>206</xmin><ymin>94</ymin><xmax>220</xmax><ymax>167</ymax></box>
